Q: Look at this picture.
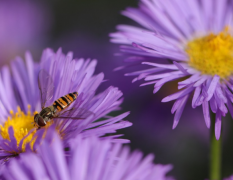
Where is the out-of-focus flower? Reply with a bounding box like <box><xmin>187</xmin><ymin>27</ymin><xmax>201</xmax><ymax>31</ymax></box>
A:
<box><xmin>224</xmin><ymin>175</ymin><xmax>233</xmax><ymax>180</ymax></box>
<box><xmin>1</xmin><ymin>127</ymin><xmax>174</xmax><ymax>180</ymax></box>
<box><xmin>110</xmin><ymin>0</ymin><xmax>233</xmax><ymax>139</ymax></box>
<box><xmin>0</xmin><ymin>48</ymin><xmax>131</xmax><ymax>161</ymax></box>
<box><xmin>0</xmin><ymin>0</ymin><xmax>51</xmax><ymax>66</ymax></box>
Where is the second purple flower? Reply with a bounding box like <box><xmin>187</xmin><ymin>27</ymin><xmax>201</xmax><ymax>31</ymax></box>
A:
<box><xmin>110</xmin><ymin>0</ymin><xmax>233</xmax><ymax>139</ymax></box>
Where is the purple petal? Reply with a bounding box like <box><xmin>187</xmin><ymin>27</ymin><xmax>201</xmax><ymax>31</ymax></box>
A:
<box><xmin>215</xmin><ymin>110</ymin><xmax>222</xmax><ymax>140</ymax></box>
<box><xmin>145</xmin><ymin>71</ymin><xmax>181</xmax><ymax>81</ymax></box>
<box><xmin>157</xmin><ymin>0</ymin><xmax>193</xmax><ymax>38</ymax></box>
<box><xmin>207</xmin><ymin>75</ymin><xmax>220</xmax><ymax>101</ymax></box>
<box><xmin>125</xmin><ymin>67</ymin><xmax>162</xmax><ymax>76</ymax></box>
<box><xmin>140</xmin><ymin>80</ymin><xmax>158</xmax><ymax>87</ymax></box>
<box><xmin>162</xmin><ymin>85</ymin><xmax>194</xmax><ymax>102</ymax></box>
<box><xmin>178</xmin><ymin>73</ymin><xmax>200</xmax><ymax>89</ymax></box>
<box><xmin>185</xmin><ymin>1</ymin><xmax>205</xmax><ymax>31</ymax></box>
<box><xmin>173</xmin><ymin>61</ymin><xmax>189</xmax><ymax>75</ymax></box>
<box><xmin>153</xmin><ymin>74</ymin><xmax>186</xmax><ymax>94</ymax></box>
<box><xmin>202</xmin><ymin>0</ymin><xmax>214</xmax><ymax>30</ymax></box>
<box><xmin>8</xmin><ymin>127</ymin><xmax>17</xmax><ymax>150</ymax></box>
<box><xmin>210</xmin><ymin>96</ymin><xmax>217</xmax><ymax>113</ymax></box>
<box><xmin>142</xmin><ymin>62</ymin><xmax>178</xmax><ymax>70</ymax></box>
<box><xmin>150</xmin><ymin>73</ymin><xmax>185</xmax><ymax>93</ymax></box>
<box><xmin>225</xmin><ymin>88</ymin><xmax>233</xmax><ymax>102</ymax></box>
<box><xmin>202</xmin><ymin>100</ymin><xmax>210</xmax><ymax>128</ymax></box>
<box><xmin>172</xmin><ymin>94</ymin><xmax>189</xmax><ymax>129</ymax></box>
<box><xmin>192</xmin><ymin>86</ymin><xmax>201</xmax><ymax>108</ymax></box>
<box><xmin>215</xmin><ymin>0</ymin><xmax>228</xmax><ymax>32</ymax></box>
<box><xmin>215</xmin><ymin>85</ymin><xmax>227</xmax><ymax>103</ymax></box>
<box><xmin>154</xmin><ymin>73</ymin><xmax>185</xmax><ymax>85</ymax></box>
<box><xmin>141</xmin><ymin>0</ymin><xmax>185</xmax><ymax>40</ymax></box>
<box><xmin>121</xmin><ymin>7</ymin><xmax>161</xmax><ymax>31</ymax></box>
<box><xmin>193</xmin><ymin>76</ymin><xmax>208</xmax><ymax>87</ymax></box>
<box><xmin>171</xmin><ymin>98</ymin><xmax>183</xmax><ymax>114</ymax></box>
<box><xmin>227</xmin><ymin>96</ymin><xmax>233</xmax><ymax>118</ymax></box>
<box><xmin>214</xmin><ymin>92</ymin><xmax>228</xmax><ymax>115</ymax></box>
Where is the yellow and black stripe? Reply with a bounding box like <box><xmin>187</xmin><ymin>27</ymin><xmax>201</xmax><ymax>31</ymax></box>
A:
<box><xmin>53</xmin><ymin>92</ymin><xmax>78</xmax><ymax>112</ymax></box>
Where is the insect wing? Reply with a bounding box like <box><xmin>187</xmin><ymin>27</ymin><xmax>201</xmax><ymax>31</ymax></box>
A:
<box><xmin>38</xmin><ymin>70</ymin><xmax>54</xmax><ymax>109</ymax></box>
<box><xmin>55</xmin><ymin>107</ymin><xmax>94</xmax><ymax>120</ymax></box>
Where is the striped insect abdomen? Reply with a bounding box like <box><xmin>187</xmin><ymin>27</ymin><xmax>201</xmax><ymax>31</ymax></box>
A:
<box><xmin>53</xmin><ymin>92</ymin><xmax>78</xmax><ymax>112</ymax></box>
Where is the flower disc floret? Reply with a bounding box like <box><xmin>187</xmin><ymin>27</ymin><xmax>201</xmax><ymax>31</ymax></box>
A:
<box><xmin>186</xmin><ymin>27</ymin><xmax>233</xmax><ymax>79</ymax></box>
<box><xmin>0</xmin><ymin>106</ymin><xmax>36</xmax><ymax>151</ymax></box>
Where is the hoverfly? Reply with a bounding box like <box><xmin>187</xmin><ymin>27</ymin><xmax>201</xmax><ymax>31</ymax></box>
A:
<box><xmin>34</xmin><ymin>70</ymin><xmax>91</xmax><ymax>129</ymax></box>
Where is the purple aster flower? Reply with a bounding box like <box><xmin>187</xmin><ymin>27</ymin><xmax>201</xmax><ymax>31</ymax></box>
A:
<box><xmin>110</xmin><ymin>0</ymin><xmax>233</xmax><ymax>139</ymax></box>
<box><xmin>1</xmin><ymin>127</ymin><xmax>174</xmax><ymax>180</ymax></box>
<box><xmin>0</xmin><ymin>48</ymin><xmax>131</xmax><ymax>161</ymax></box>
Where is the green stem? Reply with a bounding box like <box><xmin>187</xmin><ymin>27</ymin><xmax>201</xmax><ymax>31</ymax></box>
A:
<box><xmin>210</xmin><ymin>113</ymin><xmax>221</xmax><ymax>180</ymax></box>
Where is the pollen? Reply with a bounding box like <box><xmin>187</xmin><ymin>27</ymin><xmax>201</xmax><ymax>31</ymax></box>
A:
<box><xmin>185</xmin><ymin>26</ymin><xmax>233</xmax><ymax>79</ymax></box>
<box><xmin>0</xmin><ymin>105</ymin><xmax>37</xmax><ymax>152</ymax></box>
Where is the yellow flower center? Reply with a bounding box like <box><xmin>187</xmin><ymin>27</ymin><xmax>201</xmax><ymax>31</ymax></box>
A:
<box><xmin>185</xmin><ymin>27</ymin><xmax>233</xmax><ymax>79</ymax></box>
<box><xmin>0</xmin><ymin>106</ymin><xmax>39</xmax><ymax>152</ymax></box>
<box><xmin>0</xmin><ymin>106</ymin><xmax>37</xmax><ymax>152</ymax></box>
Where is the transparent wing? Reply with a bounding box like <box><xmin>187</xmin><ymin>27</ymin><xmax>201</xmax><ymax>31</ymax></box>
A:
<box><xmin>38</xmin><ymin>69</ymin><xmax>54</xmax><ymax>109</ymax></box>
<box><xmin>54</xmin><ymin>107</ymin><xmax>94</xmax><ymax>120</ymax></box>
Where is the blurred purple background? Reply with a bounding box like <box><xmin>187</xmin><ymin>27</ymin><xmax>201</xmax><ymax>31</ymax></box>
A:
<box><xmin>0</xmin><ymin>0</ymin><xmax>52</xmax><ymax>66</ymax></box>
<box><xmin>1</xmin><ymin>0</ymin><xmax>233</xmax><ymax>179</ymax></box>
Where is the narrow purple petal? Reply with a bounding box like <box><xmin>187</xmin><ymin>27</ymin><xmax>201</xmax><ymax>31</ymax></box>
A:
<box><xmin>227</xmin><ymin>96</ymin><xmax>233</xmax><ymax>118</ymax></box>
<box><xmin>173</xmin><ymin>61</ymin><xmax>189</xmax><ymax>75</ymax></box>
<box><xmin>132</xmin><ymin>73</ymin><xmax>150</xmax><ymax>83</ymax></box>
<box><xmin>157</xmin><ymin>0</ymin><xmax>192</xmax><ymax>38</ymax></box>
<box><xmin>185</xmin><ymin>0</ymin><xmax>205</xmax><ymax>31</ymax></box>
<box><xmin>173</xmin><ymin>94</ymin><xmax>189</xmax><ymax>129</ymax></box>
<box><xmin>154</xmin><ymin>73</ymin><xmax>185</xmax><ymax>86</ymax></box>
<box><xmin>140</xmin><ymin>80</ymin><xmax>158</xmax><ymax>87</ymax></box>
<box><xmin>193</xmin><ymin>76</ymin><xmax>208</xmax><ymax>87</ymax></box>
<box><xmin>8</xmin><ymin>127</ymin><xmax>17</xmax><ymax>150</ymax></box>
<box><xmin>162</xmin><ymin>85</ymin><xmax>194</xmax><ymax>102</ymax></box>
<box><xmin>141</xmin><ymin>0</ymin><xmax>185</xmax><ymax>40</ymax></box>
<box><xmin>145</xmin><ymin>71</ymin><xmax>181</xmax><ymax>81</ymax></box>
<box><xmin>214</xmin><ymin>92</ymin><xmax>228</xmax><ymax>115</ymax></box>
<box><xmin>171</xmin><ymin>98</ymin><xmax>183</xmax><ymax>114</ymax></box>
<box><xmin>0</xmin><ymin>66</ymin><xmax>17</xmax><ymax>113</ymax></box>
<box><xmin>142</xmin><ymin>62</ymin><xmax>178</xmax><ymax>70</ymax></box>
<box><xmin>86</xmin><ymin>112</ymin><xmax>130</xmax><ymax>129</ymax></box>
<box><xmin>125</xmin><ymin>68</ymin><xmax>161</xmax><ymax>76</ymax></box>
<box><xmin>121</xmin><ymin>7</ymin><xmax>160</xmax><ymax>31</ymax></box>
<box><xmin>215</xmin><ymin>110</ymin><xmax>222</xmax><ymax>140</ymax></box>
<box><xmin>192</xmin><ymin>86</ymin><xmax>201</xmax><ymax>108</ymax></box>
<box><xmin>5</xmin><ymin>159</ymin><xmax>30</xmax><ymax>180</ymax></box>
<box><xmin>202</xmin><ymin>100</ymin><xmax>210</xmax><ymax>128</ymax></box>
<box><xmin>178</xmin><ymin>74</ymin><xmax>200</xmax><ymax>89</ymax></box>
<box><xmin>132</xmin><ymin>42</ymin><xmax>186</xmax><ymax>60</ymax></box>
<box><xmin>202</xmin><ymin>0</ymin><xmax>214</xmax><ymax>30</ymax></box>
<box><xmin>215</xmin><ymin>85</ymin><xmax>227</xmax><ymax>103</ymax></box>
<box><xmin>210</xmin><ymin>96</ymin><xmax>217</xmax><ymax>113</ymax></box>
<box><xmin>207</xmin><ymin>75</ymin><xmax>220</xmax><ymax>101</ymax></box>
<box><xmin>215</xmin><ymin>0</ymin><xmax>228</xmax><ymax>32</ymax></box>
<box><xmin>153</xmin><ymin>74</ymin><xmax>186</xmax><ymax>93</ymax></box>
<box><xmin>225</xmin><ymin>88</ymin><xmax>233</xmax><ymax>102</ymax></box>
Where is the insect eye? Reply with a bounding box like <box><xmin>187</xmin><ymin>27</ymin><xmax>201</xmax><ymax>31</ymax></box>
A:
<box><xmin>38</xmin><ymin>117</ymin><xmax>46</xmax><ymax>127</ymax></box>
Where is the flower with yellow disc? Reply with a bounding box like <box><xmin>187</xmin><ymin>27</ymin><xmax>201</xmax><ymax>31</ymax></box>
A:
<box><xmin>0</xmin><ymin>48</ymin><xmax>131</xmax><ymax>161</ymax></box>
